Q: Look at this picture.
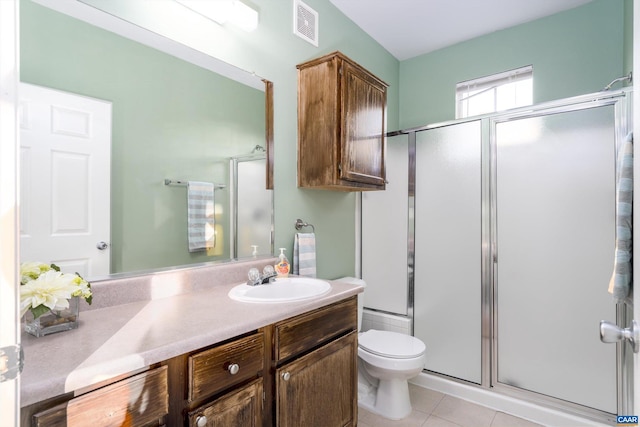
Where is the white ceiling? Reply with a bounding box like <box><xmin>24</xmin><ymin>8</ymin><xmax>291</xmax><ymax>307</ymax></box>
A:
<box><xmin>329</xmin><ymin>0</ymin><xmax>594</xmax><ymax>61</ymax></box>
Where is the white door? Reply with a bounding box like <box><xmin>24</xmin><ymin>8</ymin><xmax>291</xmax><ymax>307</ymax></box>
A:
<box><xmin>19</xmin><ymin>83</ymin><xmax>111</xmax><ymax>278</ymax></box>
<box><xmin>0</xmin><ymin>0</ymin><xmax>20</xmax><ymax>424</ymax></box>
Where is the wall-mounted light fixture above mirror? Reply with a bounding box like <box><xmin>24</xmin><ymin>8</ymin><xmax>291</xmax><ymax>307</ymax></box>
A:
<box><xmin>176</xmin><ymin>0</ymin><xmax>259</xmax><ymax>32</ymax></box>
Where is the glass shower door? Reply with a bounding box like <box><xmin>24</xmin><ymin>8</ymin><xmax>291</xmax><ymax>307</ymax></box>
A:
<box><xmin>493</xmin><ymin>105</ymin><xmax>618</xmax><ymax>414</ymax></box>
<box><xmin>231</xmin><ymin>156</ymin><xmax>273</xmax><ymax>259</ymax></box>
<box><xmin>414</xmin><ymin>120</ymin><xmax>483</xmax><ymax>384</ymax></box>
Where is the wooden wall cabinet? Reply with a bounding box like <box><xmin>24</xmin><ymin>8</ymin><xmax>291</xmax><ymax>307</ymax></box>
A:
<box><xmin>22</xmin><ymin>297</ymin><xmax>358</xmax><ymax>427</ymax></box>
<box><xmin>297</xmin><ymin>51</ymin><xmax>388</xmax><ymax>191</ymax></box>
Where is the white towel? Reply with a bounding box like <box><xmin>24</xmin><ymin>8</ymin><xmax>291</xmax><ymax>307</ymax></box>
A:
<box><xmin>187</xmin><ymin>181</ymin><xmax>215</xmax><ymax>252</ymax></box>
<box><xmin>293</xmin><ymin>232</ymin><xmax>317</xmax><ymax>277</ymax></box>
<box><xmin>608</xmin><ymin>132</ymin><xmax>633</xmax><ymax>303</ymax></box>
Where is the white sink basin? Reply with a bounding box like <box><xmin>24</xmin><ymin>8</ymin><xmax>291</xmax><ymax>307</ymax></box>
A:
<box><xmin>228</xmin><ymin>277</ymin><xmax>331</xmax><ymax>303</ymax></box>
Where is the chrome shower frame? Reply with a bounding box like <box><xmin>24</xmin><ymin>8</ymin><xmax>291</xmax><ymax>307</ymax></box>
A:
<box><xmin>487</xmin><ymin>88</ymin><xmax>633</xmax><ymax>423</ymax></box>
<box><xmin>386</xmin><ymin>87</ymin><xmax>633</xmax><ymax>425</ymax></box>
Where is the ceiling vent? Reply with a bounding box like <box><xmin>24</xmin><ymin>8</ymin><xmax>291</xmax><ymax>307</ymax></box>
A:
<box><xmin>293</xmin><ymin>0</ymin><xmax>318</xmax><ymax>47</ymax></box>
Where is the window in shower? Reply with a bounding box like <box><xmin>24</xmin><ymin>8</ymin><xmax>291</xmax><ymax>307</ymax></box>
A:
<box><xmin>456</xmin><ymin>65</ymin><xmax>533</xmax><ymax>118</ymax></box>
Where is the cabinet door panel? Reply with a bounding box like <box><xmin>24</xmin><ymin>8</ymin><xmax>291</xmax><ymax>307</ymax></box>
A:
<box><xmin>188</xmin><ymin>379</ymin><xmax>263</xmax><ymax>427</ymax></box>
<box><xmin>340</xmin><ymin>61</ymin><xmax>386</xmax><ymax>187</ymax></box>
<box><xmin>276</xmin><ymin>332</ymin><xmax>357</xmax><ymax>427</ymax></box>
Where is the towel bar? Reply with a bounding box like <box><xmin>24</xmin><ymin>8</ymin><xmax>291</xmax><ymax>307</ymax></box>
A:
<box><xmin>295</xmin><ymin>218</ymin><xmax>315</xmax><ymax>232</ymax></box>
<box><xmin>164</xmin><ymin>179</ymin><xmax>226</xmax><ymax>189</ymax></box>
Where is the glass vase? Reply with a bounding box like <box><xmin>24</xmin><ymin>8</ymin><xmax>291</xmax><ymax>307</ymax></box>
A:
<box><xmin>24</xmin><ymin>296</ymin><xmax>80</xmax><ymax>337</ymax></box>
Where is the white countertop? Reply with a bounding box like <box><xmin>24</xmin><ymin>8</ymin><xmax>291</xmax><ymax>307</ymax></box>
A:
<box><xmin>20</xmin><ymin>276</ymin><xmax>362</xmax><ymax>407</ymax></box>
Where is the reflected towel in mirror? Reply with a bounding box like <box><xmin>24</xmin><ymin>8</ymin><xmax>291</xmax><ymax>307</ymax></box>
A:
<box><xmin>187</xmin><ymin>181</ymin><xmax>215</xmax><ymax>252</ymax></box>
<box><xmin>293</xmin><ymin>232</ymin><xmax>316</xmax><ymax>277</ymax></box>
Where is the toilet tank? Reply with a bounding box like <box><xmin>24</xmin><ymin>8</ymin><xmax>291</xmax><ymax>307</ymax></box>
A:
<box><xmin>335</xmin><ymin>277</ymin><xmax>366</xmax><ymax>331</ymax></box>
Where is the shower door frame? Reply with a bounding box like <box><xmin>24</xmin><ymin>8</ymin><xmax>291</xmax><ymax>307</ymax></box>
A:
<box><xmin>486</xmin><ymin>89</ymin><xmax>633</xmax><ymax>423</ymax></box>
<box><xmin>404</xmin><ymin>88</ymin><xmax>632</xmax><ymax>424</ymax></box>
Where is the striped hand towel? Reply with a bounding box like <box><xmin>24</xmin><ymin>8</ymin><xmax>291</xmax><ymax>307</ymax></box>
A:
<box><xmin>293</xmin><ymin>232</ymin><xmax>317</xmax><ymax>277</ymax></box>
<box><xmin>187</xmin><ymin>181</ymin><xmax>215</xmax><ymax>252</ymax></box>
<box><xmin>608</xmin><ymin>132</ymin><xmax>633</xmax><ymax>303</ymax></box>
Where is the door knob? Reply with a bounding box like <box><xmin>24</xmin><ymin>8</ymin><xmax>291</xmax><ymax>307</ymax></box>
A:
<box><xmin>96</xmin><ymin>241</ymin><xmax>109</xmax><ymax>250</ymax></box>
<box><xmin>600</xmin><ymin>320</ymin><xmax>639</xmax><ymax>353</ymax></box>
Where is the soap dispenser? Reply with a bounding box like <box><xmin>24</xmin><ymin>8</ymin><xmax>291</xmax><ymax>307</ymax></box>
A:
<box><xmin>275</xmin><ymin>248</ymin><xmax>290</xmax><ymax>278</ymax></box>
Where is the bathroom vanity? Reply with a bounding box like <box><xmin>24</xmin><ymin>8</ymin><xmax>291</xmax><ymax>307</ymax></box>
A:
<box><xmin>19</xmin><ymin>259</ymin><xmax>361</xmax><ymax>426</ymax></box>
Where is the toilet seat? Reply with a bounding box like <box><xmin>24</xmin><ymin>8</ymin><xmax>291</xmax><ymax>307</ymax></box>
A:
<box><xmin>359</xmin><ymin>330</ymin><xmax>426</xmax><ymax>359</ymax></box>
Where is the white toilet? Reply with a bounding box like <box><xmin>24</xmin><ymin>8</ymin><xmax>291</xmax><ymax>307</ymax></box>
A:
<box><xmin>338</xmin><ymin>277</ymin><xmax>426</xmax><ymax>420</ymax></box>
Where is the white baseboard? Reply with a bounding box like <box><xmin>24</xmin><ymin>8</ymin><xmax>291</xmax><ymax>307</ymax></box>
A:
<box><xmin>410</xmin><ymin>372</ymin><xmax>610</xmax><ymax>427</ymax></box>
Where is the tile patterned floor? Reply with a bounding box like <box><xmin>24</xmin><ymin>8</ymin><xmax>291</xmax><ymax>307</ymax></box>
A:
<box><xmin>358</xmin><ymin>384</ymin><xmax>544</xmax><ymax>427</ymax></box>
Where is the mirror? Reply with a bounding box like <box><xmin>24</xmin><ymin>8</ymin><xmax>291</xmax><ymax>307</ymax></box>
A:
<box><xmin>20</xmin><ymin>0</ymin><xmax>274</xmax><ymax>281</ymax></box>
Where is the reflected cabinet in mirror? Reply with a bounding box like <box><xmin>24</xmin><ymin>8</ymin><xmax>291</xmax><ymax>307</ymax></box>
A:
<box><xmin>20</xmin><ymin>0</ymin><xmax>274</xmax><ymax>281</ymax></box>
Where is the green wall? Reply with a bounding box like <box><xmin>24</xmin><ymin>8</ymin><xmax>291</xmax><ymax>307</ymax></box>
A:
<box><xmin>253</xmin><ymin>0</ymin><xmax>400</xmax><ymax>279</ymax></box>
<box><xmin>23</xmin><ymin>0</ymin><xmax>629</xmax><ymax>280</ymax></box>
<box><xmin>76</xmin><ymin>0</ymin><xmax>401</xmax><ymax>279</ymax></box>
<box><xmin>21</xmin><ymin>0</ymin><xmax>266</xmax><ymax>273</ymax></box>
<box><xmin>399</xmin><ymin>0</ymin><xmax>628</xmax><ymax>128</ymax></box>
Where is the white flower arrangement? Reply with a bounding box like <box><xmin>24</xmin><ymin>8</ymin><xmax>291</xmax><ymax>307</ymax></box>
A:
<box><xmin>20</xmin><ymin>262</ymin><xmax>92</xmax><ymax>319</ymax></box>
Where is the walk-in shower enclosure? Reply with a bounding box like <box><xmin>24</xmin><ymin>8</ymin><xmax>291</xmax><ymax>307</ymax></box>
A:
<box><xmin>361</xmin><ymin>89</ymin><xmax>633</xmax><ymax>424</ymax></box>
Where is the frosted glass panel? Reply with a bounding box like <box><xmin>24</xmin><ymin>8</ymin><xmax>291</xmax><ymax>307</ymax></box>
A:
<box><xmin>236</xmin><ymin>158</ymin><xmax>272</xmax><ymax>258</ymax></box>
<box><xmin>414</xmin><ymin>121</ymin><xmax>482</xmax><ymax>383</ymax></box>
<box><xmin>362</xmin><ymin>134</ymin><xmax>409</xmax><ymax>314</ymax></box>
<box><xmin>495</xmin><ymin>106</ymin><xmax>617</xmax><ymax>413</ymax></box>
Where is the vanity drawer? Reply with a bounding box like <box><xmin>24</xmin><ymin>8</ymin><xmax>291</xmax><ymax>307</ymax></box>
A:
<box><xmin>275</xmin><ymin>296</ymin><xmax>357</xmax><ymax>362</ymax></box>
<box><xmin>187</xmin><ymin>378</ymin><xmax>263</xmax><ymax>427</ymax></box>
<box><xmin>188</xmin><ymin>331</ymin><xmax>264</xmax><ymax>402</ymax></box>
<box><xmin>32</xmin><ymin>366</ymin><xmax>168</xmax><ymax>426</ymax></box>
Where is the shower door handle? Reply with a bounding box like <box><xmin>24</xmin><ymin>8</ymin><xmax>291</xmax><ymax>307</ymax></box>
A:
<box><xmin>599</xmin><ymin>320</ymin><xmax>639</xmax><ymax>353</ymax></box>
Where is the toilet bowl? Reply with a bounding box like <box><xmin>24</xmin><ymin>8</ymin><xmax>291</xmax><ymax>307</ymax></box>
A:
<box><xmin>337</xmin><ymin>277</ymin><xmax>427</xmax><ymax>420</ymax></box>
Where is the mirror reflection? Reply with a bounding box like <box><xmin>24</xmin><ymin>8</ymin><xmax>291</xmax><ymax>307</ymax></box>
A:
<box><xmin>20</xmin><ymin>0</ymin><xmax>273</xmax><ymax>281</ymax></box>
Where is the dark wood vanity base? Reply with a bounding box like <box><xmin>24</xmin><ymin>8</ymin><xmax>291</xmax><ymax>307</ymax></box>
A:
<box><xmin>21</xmin><ymin>297</ymin><xmax>358</xmax><ymax>427</ymax></box>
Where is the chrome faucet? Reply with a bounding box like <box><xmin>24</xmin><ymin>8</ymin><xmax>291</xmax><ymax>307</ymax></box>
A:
<box><xmin>247</xmin><ymin>265</ymin><xmax>276</xmax><ymax>286</ymax></box>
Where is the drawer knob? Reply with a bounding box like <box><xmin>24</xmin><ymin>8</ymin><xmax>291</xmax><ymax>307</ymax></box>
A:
<box><xmin>227</xmin><ymin>363</ymin><xmax>240</xmax><ymax>375</ymax></box>
<box><xmin>281</xmin><ymin>371</ymin><xmax>290</xmax><ymax>381</ymax></box>
<box><xmin>195</xmin><ymin>415</ymin><xmax>207</xmax><ymax>427</ymax></box>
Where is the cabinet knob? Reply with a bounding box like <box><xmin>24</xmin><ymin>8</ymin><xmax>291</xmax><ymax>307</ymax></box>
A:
<box><xmin>227</xmin><ymin>363</ymin><xmax>240</xmax><ymax>375</ymax></box>
<box><xmin>281</xmin><ymin>371</ymin><xmax>290</xmax><ymax>381</ymax></box>
<box><xmin>195</xmin><ymin>415</ymin><xmax>207</xmax><ymax>427</ymax></box>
